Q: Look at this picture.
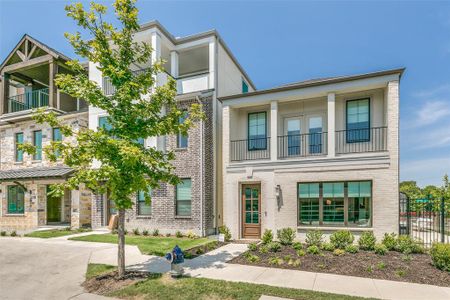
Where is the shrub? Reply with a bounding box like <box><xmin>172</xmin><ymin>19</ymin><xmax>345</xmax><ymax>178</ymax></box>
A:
<box><xmin>395</xmin><ymin>235</ymin><xmax>423</xmax><ymax>254</ymax></box>
<box><xmin>261</xmin><ymin>229</ymin><xmax>273</xmax><ymax>245</ymax></box>
<box><xmin>345</xmin><ymin>244</ymin><xmax>359</xmax><ymax>254</ymax></box>
<box><xmin>358</xmin><ymin>231</ymin><xmax>376</xmax><ymax>251</ymax></box>
<box><xmin>186</xmin><ymin>230</ymin><xmax>198</xmax><ymax>239</ymax></box>
<box><xmin>165</xmin><ymin>233</ymin><xmax>171</xmax><ymax>237</ymax></box>
<box><xmin>333</xmin><ymin>249</ymin><xmax>345</xmax><ymax>256</ymax></box>
<box><xmin>206</xmin><ymin>241</ymin><xmax>218</xmax><ymax>251</ymax></box>
<box><xmin>374</xmin><ymin>243</ymin><xmax>388</xmax><ymax>255</ymax></box>
<box><xmin>268</xmin><ymin>241</ymin><xmax>282</xmax><ymax>253</ymax></box>
<box><xmin>283</xmin><ymin>255</ymin><xmax>292</xmax><ymax>262</ymax></box>
<box><xmin>269</xmin><ymin>256</ymin><xmax>284</xmax><ymax>265</ymax></box>
<box><xmin>321</xmin><ymin>242</ymin><xmax>335</xmax><ymax>252</ymax></box>
<box><xmin>396</xmin><ymin>269</ymin><xmax>406</xmax><ymax>277</ymax></box>
<box><xmin>277</xmin><ymin>228</ymin><xmax>296</xmax><ymax>245</ymax></box>
<box><xmin>305</xmin><ymin>230</ymin><xmax>323</xmax><ymax>247</ymax></box>
<box><xmin>248</xmin><ymin>242</ymin><xmax>258</xmax><ymax>251</ymax></box>
<box><xmin>377</xmin><ymin>261</ymin><xmax>386</xmax><ymax>270</ymax></box>
<box><xmin>175</xmin><ymin>231</ymin><xmax>183</xmax><ymax>238</ymax></box>
<box><xmin>10</xmin><ymin>231</ymin><xmax>17</xmax><ymax>237</ymax></box>
<box><xmin>0</xmin><ymin>231</ymin><xmax>6</xmax><ymax>236</ymax></box>
<box><xmin>330</xmin><ymin>230</ymin><xmax>354</xmax><ymax>249</ymax></box>
<box><xmin>292</xmin><ymin>242</ymin><xmax>303</xmax><ymax>250</ymax></box>
<box><xmin>132</xmin><ymin>228</ymin><xmax>140</xmax><ymax>236</ymax></box>
<box><xmin>382</xmin><ymin>232</ymin><xmax>397</xmax><ymax>251</ymax></box>
<box><xmin>142</xmin><ymin>230</ymin><xmax>149</xmax><ymax>236</ymax></box>
<box><xmin>246</xmin><ymin>253</ymin><xmax>260</xmax><ymax>263</ymax></box>
<box><xmin>296</xmin><ymin>249</ymin><xmax>306</xmax><ymax>257</ymax></box>
<box><xmin>259</xmin><ymin>245</ymin><xmax>269</xmax><ymax>254</ymax></box>
<box><xmin>152</xmin><ymin>229</ymin><xmax>159</xmax><ymax>236</ymax></box>
<box><xmin>218</xmin><ymin>225</ymin><xmax>232</xmax><ymax>242</ymax></box>
<box><xmin>430</xmin><ymin>243</ymin><xmax>450</xmax><ymax>272</ymax></box>
<box><xmin>195</xmin><ymin>247</ymin><xmax>204</xmax><ymax>255</ymax></box>
<box><xmin>290</xmin><ymin>259</ymin><xmax>301</xmax><ymax>267</ymax></box>
<box><xmin>307</xmin><ymin>245</ymin><xmax>320</xmax><ymax>255</ymax></box>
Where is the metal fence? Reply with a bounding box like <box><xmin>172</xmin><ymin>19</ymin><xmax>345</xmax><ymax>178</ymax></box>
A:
<box><xmin>8</xmin><ymin>88</ymin><xmax>49</xmax><ymax>113</ymax></box>
<box><xmin>336</xmin><ymin>127</ymin><xmax>387</xmax><ymax>154</ymax></box>
<box><xmin>277</xmin><ymin>132</ymin><xmax>327</xmax><ymax>159</ymax></box>
<box><xmin>399</xmin><ymin>193</ymin><xmax>449</xmax><ymax>248</ymax></box>
<box><xmin>230</xmin><ymin>137</ymin><xmax>270</xmax><ymax>161</ymax></box>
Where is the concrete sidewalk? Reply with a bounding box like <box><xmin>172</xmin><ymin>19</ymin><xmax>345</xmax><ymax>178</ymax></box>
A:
<box><xmin>113</xmin><ymin>243</ymin><xmax>450</xmax><ymax>300</ymax></box>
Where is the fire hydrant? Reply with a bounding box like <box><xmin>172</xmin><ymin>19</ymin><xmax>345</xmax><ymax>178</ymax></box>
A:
<box><xmin>165</xmin><ymin>245</ymin><xmax>184</xmax><ymax>277</ymax></box>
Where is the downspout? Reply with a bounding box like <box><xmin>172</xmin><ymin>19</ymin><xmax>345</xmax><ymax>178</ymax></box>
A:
<box><xmin>195</xmin><ymin>95</ymin><xmax>205</xmax><ymax>236</ymax></box>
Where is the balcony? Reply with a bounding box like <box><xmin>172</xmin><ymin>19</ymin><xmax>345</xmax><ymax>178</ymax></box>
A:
<box><xmin>7</xmin><ymin>88</ymin><xmax>49</xmax><ymax>113</ymax></box>
<box><xmin>336</xmin><ymin>127</ymin><xmax>387</xmax><ymax>154</ymax></box>
<box><xmin>230</xmin><ymin>137</ymin><xmax>270</xmax><ymax>162</ymax></box>
<box><xmin>277</xmin><ymin>132</ymin><xmax>328</xmax><ymax>159</ymax></box>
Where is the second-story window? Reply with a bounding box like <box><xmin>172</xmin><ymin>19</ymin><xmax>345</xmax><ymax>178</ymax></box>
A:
<box><xmin>346</xmin><ymin>98</ymin><xmax>370</xmax><ymax>143</ymax></box>
<box><xmin>177</xmin><ymin>112</ymin><xmax>188</xmax><ymax>148</ymax></box>
<box><xmin>33</xmin><ymin>130</ymin><xmax>42</xmax><ymax>160</ymax></box>
<box><xmin>52</xmin><ymin>128</ymin><xmax>62</xmax><ymax>157</ymax></box>
<box><xmin>98</xmin><ymin>116</ymin><xmax>113</xmax><ymax>131</ymax></box>
<box><xmin>15</xmin><ymin>132</ymin><xmax>24</xmax><ymax>162</ymax></box>
<box><xmin>248</xmin><ymin>112</ymin><xmax>267</xmax><ymax>150</ymax></box>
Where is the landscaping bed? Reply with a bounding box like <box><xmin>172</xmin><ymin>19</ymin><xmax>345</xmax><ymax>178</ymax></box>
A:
<box><xmin>25</xmin><ymin>228</ymin><xmax>91</xmax><ymax>238</ymax></box>
<box><xmin>84</xmin><ymin>263</ymin><xmax>369</xmax><ymax>300</ymax></box>
<box><xmin>69</xmin><ymin>233</ymin><xmax>222</xmax><ymax>257</ymax></box>
<box><xmin>230</xmin><ymin>228</ymin><xmax>450</xmax><ymax>287</ymax></box>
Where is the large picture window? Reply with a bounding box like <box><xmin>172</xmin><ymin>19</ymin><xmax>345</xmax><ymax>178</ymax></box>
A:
<box><xmin>298</xmin><ymin>181</ymin><xmax>372</xmax><ymax>227</ymax></box>
<box><xmin>8</xmin><ymin>185</ymin><xmax>25</xmax><ymax>214</ymax></box>
<box><xmin>346</xmin><ymin>98</ymin><xmax>370</xmax><ymax>143</ymax></box>
<box><xmin>176</xmin><ymin>179</ymin><xmax>192</xmax><ymax>216</ymax></box>
<box><xmin>248</xmin><ymin>112</ymin><xmax>267</xmax><ymax>150</ymax></box>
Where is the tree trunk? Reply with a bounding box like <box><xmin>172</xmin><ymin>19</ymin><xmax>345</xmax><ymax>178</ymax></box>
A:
<box><xmin>117</xmin><ymin>208</ymin><xmax>126</xmax><ymax>278</ymax></box>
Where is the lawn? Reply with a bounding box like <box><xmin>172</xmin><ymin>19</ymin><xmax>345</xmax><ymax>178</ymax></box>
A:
<box><xmin>25</xmin><ymin>228</ymin><xmax>91</xmax><ymax>238</ymax></box>
<box><xmin>70</xmin><ymin>234</ymin><xmax>213</xmax><ymax>256</ymax></box>
<box><xmin>85</xmin><ymin>264</ymin><xmax>371</xmax><ymax>300</ymax></box>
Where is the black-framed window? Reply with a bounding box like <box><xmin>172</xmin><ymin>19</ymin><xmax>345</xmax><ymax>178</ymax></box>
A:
<box><xmin>137</xmin><ymin>188</ymin><xmax>152</xmax><ymax>216</ymax></box>
<box><xmin>177</xmin><ymin>112</ymin><xmax>188</xmax><ymax>148</ymax></box>
<box><xmin>176</xmin><ymin>178</ymin><xmax>191</xmax><ymax>216</ymax></box>
<box><xmin>15</xmin><ymin>132</ymin><xmax>24</xmax><ymax>162</ymax></box>
<box><xmin>242</xmin><ymin>80</ymin><xmax>249</xmax><ymax>93</ymax></box>
<box><xmin>33</xmin><ymin>130</ymin><xmax>42</xmax><ymax>160</ymax></box>
<box><xmin>346</xmin><ymin>98</ymin><xmax>370</xmax><ymax>143</ymax></box>
<box><xmin>248</xmin><ymin>112</ymin><xmax>267</xmax><ymax>150</ymax></box>
<box><xmin>298</xmin><ymin>181</ymin><xmax>372</xmax><ymax>228</ymax></box>
<box><xmin>7</xmin><ymin>185</ymin><xmax>25</xmax><ymax>214</ymax></box>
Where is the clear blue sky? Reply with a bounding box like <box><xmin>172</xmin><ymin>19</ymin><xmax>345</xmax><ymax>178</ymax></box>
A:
<box><xmin>1</xmin><ymin>0</ymin><xmax>449</xmax><ymax>187</ymax></box>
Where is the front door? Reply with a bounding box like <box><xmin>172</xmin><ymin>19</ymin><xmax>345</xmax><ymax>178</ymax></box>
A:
<box><xmin>242</xmin><ymin>184</ymin><xmax>261</xmax><ymax>239</ymax></box>
<box><xmin>46</xmin><ymin>186</ymin><xmax>61</xmax><ymax>223</ymax></box>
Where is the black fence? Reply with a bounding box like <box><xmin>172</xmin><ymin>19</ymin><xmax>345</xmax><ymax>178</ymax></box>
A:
<box><xmin>277</xmin><ymin>132</ymin><xmax>328</xmax><ymax>159</ymax></box>
<box><xmin>230</xmin><ymin>137</ymin><xmax>270</xmax><ymax>161</ymax></box>
<box><xmin>399</xmin><ymin>193</ymin><xmax>449</xmax><ymax>248</ymax></box>
<box><xmin>336</xmin><ymin>127</ymin><xmax>387</xmax><ymax>154</ymax></box>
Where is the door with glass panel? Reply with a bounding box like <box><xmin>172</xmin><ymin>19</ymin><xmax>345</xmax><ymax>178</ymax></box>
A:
<box><xmin>284</xmin><ymin>117</ymin><xmax>302</xmax><ymax>156</ymax></box>
<box><xmin>308</xmin><ymin>116</ymin><xmax>323</xmax><ymax>155</ymax></box>
<box><xmin>242</xmin><ymin>184</ymin><xmax>261</xmax><ymax>239</ymax></box>
<box><xmin>47</xmin><ymin>185</ymin><xmax>61</xmax><ymax>223</ymax></box>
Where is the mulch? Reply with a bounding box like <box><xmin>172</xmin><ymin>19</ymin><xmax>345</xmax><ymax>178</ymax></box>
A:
<box><xmin>83</xmin><ymin>271</ymin><xmax>154</xmax><ymax>295</ymax></box>
<box><xmin>229</xmin><ymin>244</ymin><xmax>450</xmax><ymax>287</ymax></box>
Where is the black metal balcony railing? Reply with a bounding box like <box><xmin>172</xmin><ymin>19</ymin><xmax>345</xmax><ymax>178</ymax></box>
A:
<box><xmin>8</xmin><ymin>88</ymin><xmax>49</xmax><ymax>113</ymax></box>
<box><xmin>335</xmin><ymin>126</ymin><xmax>387</xmax><ymax>154</ymax></box>
<box><xmin>278</xmin><ymin>132</ymin><xmax>328</xmax><ymax>159</ymax></box>
<box><xmin>230</xmin><ymin>137</ymin><xmax>270</xmax><ymax>161</ymax></box>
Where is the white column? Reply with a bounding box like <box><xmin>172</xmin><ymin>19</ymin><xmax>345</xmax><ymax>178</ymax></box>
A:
<box><xmin>327</xmin><ymin>93</ymin><xmax>336</xmax><ymax>158</ymax></box>
<box><xmin>208</xmin><ymin>39</ymin><xmax>216</xmax><ymax>89</ymax></box>
<box><xmin>270</xmin><ymin>100</ymin><xmax>278</xmax><ymax>161</ymax></box>
<box><xmin>151</xmin><ymin>32</ymin><xmax>161</xmax><ymax>63</ymax></box>
<box><xmin>170</xmin><ymin>51</ymin><xmax>179</xmax><ymax>78</ymax></box>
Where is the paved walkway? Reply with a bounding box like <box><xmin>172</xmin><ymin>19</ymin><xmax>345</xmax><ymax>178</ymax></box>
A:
<box><xmin>98</xmin><ymin>243</ymin><xmax>450</xmax><ymax>300</ymax></box>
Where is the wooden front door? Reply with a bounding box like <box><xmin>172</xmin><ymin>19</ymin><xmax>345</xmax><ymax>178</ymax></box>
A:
<box><xmin>242</xmin><ymin>184</ymin><xmax>261</xmax><ymax>239</ymax></box>
<box><xmin>46</xmin><ymin>186</ymin><xmax>61</xmax><ymax>223</ymax></box>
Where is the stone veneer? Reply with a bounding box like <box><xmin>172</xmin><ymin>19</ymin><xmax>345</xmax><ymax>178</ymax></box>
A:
<box><xmin>91</xmin><ymin>93</ymin><xmax>216</xmax><ymax>236</ymax></box>
<box><xmin>0</xmin><ymin>111</ymin><xmax>91</xmax><ymax>232</ymax></box>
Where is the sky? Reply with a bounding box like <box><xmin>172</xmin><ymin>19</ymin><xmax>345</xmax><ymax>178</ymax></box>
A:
<box><xmin>1</xmin><ymin>0</ymin><xmax>450</xmax><ymax>187</ymax></box>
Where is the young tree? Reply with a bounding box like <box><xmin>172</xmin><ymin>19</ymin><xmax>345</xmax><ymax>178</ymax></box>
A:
<box><xmin>22</xmin><ymin>0</ymin><xmax>204</xmax><ymax>277</ymax></box>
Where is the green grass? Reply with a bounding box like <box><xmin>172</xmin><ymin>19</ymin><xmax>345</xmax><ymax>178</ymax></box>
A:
<box><xmin>70</xmin><ymin>234</ymin><xmax>212</xmax><ymax>256</ymax></box>
<box><xmin>85</xmin><ymin>264</ymin><xmax>373</xmax><ymax>300</ymax></box>
<box><xmin>86</xmin><ymin>263</ymin><xmax>117</xmax><ymax>280</ymax></box>
<box><xmin>25</xmin><ymin>228</ymin><xmax>91</xmax><ymax>238</ymax></box>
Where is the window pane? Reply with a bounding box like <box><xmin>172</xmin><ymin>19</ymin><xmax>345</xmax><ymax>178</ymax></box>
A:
<box><xmin>176</xmin><ymin>200</ymin><xmax>191</xmax><ymax>216</ymax></box>
<box><xmin>348</xmin><ymin>196</ymin><xmax>371</xmax><ymax>227</ymax></box>
<box><xmin>99</xmin><ymin>116</ymin><xmax>112</xmax><ymax>131</ymax></box>
<box><xmin>360</xmin><ymin>181</ymin><xmax>371</xmax><ymax>197</ymax></box>
<box><xmin>176</xmin><ymin>179</ymin><xmax>191</xmax><ymax>216</ymax></box>
<box><xmin>242</xmin><ymin>80</ymin><xmax>249</xmax><ymax>93</ymax></box>
<box><xmin>299</xmin><ymin>183</ymin><xmax>319</xmax><ymax>198</ymax></box>
<box><xmin>245</xmin><ymin>212</ymin><xmax>252</xmax><ymax>223</ymax></box>
<box><xmin>347</xmin><ymin>99</ymin><xmax>370</xmax><ymax>143</ymax></box>
<box><xmin>177</xmin><ymin>113</ymin><xmax>188</xmax><ymax>148</ymax></box>
<box><xmin>252</xmin><ymin>211</ymin><xmax>259</xmax><ymax>224</ymax></box>
<box><xmin>52</xmin><ymin>128</ymin><xmax>62</xmax><ymax>141</ymax></box>
<box><xmin>8</xmin><ymin>185</ymin><xmax>24</xmax><ymax>214</ymax></box>
<box><xmin>299</xmin><ymin>198</ymin><xmax>319</xmax><ymax>225</ymax></box>
<box><xmin>348</xmin><ymin>182</ymin><xmax>359</xmax><ymax>197</ymax></box>
<box><xmin>323</xmin><ymin>198</ymin><xmax>344</xmax><ymax>225</ymax></box>
<box><xmin>33</xmin><ymin>131</ymin><xmax>42</xmax><ymax>160</ymax></box>
<box><xmin>248</xmin><ymin>112</ymin><xmax>266</xmax><ymax>150</ymax></box>
<box><xmin>323</xmin><ymin>182</ymin><xmax>344</xmax><ymax>198</ymax></box>
<box><xmin>245</xmin><ymin>200</ymin><xmax>251</xmax><ymax>211</ymax></box>
<box><xmin>15</xmin><ymin>133</ymin><xmax>23</xmax><ymax>162</ymax></box>
<box><xmin>245</xmin><ymin>188</ymin><xmax>251</xmax><ymax>199</ymax></box>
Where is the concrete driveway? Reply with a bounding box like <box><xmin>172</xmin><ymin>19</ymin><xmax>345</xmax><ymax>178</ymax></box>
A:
<box><xmin>0</xmin><ymin>237</ymin><xmax>115</xmax><ymax>300</ymax></box>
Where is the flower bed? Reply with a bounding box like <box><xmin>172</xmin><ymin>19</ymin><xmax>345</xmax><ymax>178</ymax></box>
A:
<box><xmin>230</xmin><ymin>229</ymin><xmax>450</xmax><ymax>287</ymax></box>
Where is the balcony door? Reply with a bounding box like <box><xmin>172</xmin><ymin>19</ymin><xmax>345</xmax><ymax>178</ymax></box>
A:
<box><xmin>308</xmin><ymin>116</ymin><xmax>323</xmax><ymax>154</ymax></box>
<box><xmin>284</xmin><ymin>117</ymin><xmax>302</xmax><ymax>156</ymax></box>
